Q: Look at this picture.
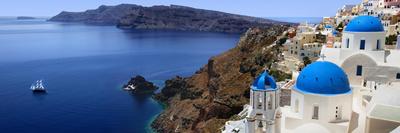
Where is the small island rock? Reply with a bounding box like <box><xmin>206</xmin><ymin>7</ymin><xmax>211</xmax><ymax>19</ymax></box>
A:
<box><xmin>123</xmin><ymin>75</ymin><xmax>158</xmax><ymax>94</ymax></box>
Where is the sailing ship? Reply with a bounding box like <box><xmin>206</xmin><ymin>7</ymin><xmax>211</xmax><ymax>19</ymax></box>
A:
<box><xmin>30</xmin><ymin>80</ymin><xmax>46</xmax><ymax>93</ymax></box>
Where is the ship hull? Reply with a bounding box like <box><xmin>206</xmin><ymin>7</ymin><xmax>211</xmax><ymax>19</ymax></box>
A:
<box><xmin>32</xmin><ymin>89</ymin><xmax>46</xmax><ymax>93</ymax></box>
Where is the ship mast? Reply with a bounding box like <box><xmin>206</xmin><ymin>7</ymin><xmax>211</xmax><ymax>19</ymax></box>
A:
<box><xmin>39</xmin><ymin>80</ymin><xmax>44</xmax><ymax>89</ymax></box>
<box><xmin>35</xmin><ymin>80</ymin><xmax>39</xmax><ymax>88</ymax></box>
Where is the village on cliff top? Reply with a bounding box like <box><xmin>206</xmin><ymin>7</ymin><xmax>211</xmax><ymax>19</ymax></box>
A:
<box><xmin>222</xmin><ymin>0</ymin><xmax>400</xmax><ymax>133</ymax></box>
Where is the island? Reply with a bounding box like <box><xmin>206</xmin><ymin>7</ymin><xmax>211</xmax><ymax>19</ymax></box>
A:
<box><xmin>48</xmin><ymin>4</ymin><xmax>289</xmax><ymax>33</ymax></box>
<box><xmin>17</xmin><ymin>16</ymin><xmax>36</xmax><ymax>20</ymax></box>
<box><xmin>123</xmin><ymin>75</ymin><xmax>158</xmax><ymax>94</ymax></box>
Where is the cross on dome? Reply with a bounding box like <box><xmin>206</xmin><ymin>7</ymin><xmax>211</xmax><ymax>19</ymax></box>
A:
<box><xmin>320</xmin><ymin>54</ymin><xmax>326</xmax><ymax>61</ymax></box>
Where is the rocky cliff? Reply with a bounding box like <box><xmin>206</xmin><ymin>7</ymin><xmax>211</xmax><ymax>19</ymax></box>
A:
<box><xmin>152</xmin><ymin>26</ymin><xmax>291</xmax><ymax>132</ymax></box>
<box><xmin>49</xmin><ymin>4</ymin><xmax>139</xmax><ymax>25</ymax></box>
<box><xmin>49</xmin><ymin>4</ymin><xmax>286</xmax><ymax>33</ymax></box>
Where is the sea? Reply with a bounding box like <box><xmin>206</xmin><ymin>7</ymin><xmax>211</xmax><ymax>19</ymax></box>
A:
<box><xmin>268</xmin><ymin>17</ymin><xmax>323</xmax><ymax>24</ymax></box>
<box><xmin>0</xmin><ymin>17</ymin><xmax>240</xmax><ymax>133</ymax></box>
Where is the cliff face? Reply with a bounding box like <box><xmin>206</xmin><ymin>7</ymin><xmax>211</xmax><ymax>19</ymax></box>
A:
<box><xmin>116</xmin><ymin>5</ymin><xmax>281</xmax><ymax>33</ymax></box>
<box><xmin>152</xmin><ymin>26</ymin><xmax>289</xmax><ymax>132</ymax></box>
<box><xmin>49</xmin><ymin>4</ymin><xmax>140</xmax><ymax>25</ymax></box>
<box><xmin>49</xmin><ymin>4</ymin><xmax>286</xmax><ymax>33</ymax></box>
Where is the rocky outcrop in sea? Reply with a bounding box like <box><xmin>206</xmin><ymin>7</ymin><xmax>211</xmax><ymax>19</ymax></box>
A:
<box><xmin>123</xmin><ymin>75</ymin><xmax>158</xmax><ymax>94</ymax></box>
<box><xmin>151</xmin><ymin>26</ymin><xmax>291</xmax><ymax>132</ymax></box>
<box><xmin>49</xmin><ymin>4</ymin><xmax>288</xmax><ymax>33</ymax></box>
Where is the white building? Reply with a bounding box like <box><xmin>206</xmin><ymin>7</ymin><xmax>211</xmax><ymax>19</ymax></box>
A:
<box><xmin>321</xmin><ymin>15</ymin><xmax>400</xmax><ymax>132</ymax></box>
<box><xmin>321</xmin><ymin>15</ymin><xmax>400</xmax><ymax>87</ymax></box>
<box><xmin>284</xmin><ymin>31</ymin><xmax>323</xmax><ymax>61</ymax></box>
<box><xmin>223</xmin><ymin>71</ymin><xmax>281</xmax><ymax>133</ymax></box>
<box><xmin>362</xmin><ymin>0</ymin><xmax>381</xmax><ymax>16</ymax></box>
<box><xmin>223</xmin><ymin>15</ymin><xmax>400</xmax><ymax>133</ymax></box>
<box><xmin>245</xmin><ymin>71</ymin><xmax>281</xmax><ymax>133</ymax></box>
<box><xmin>282</xmin><ymin>61</ymin><xmax>353</xmax><ymax>133</ymax></box>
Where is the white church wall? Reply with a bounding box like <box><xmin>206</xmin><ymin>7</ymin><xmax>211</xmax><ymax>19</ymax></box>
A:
<box><xmin>290</xmin><ymin>89</ymin><xmax>352</xmax><ymax>123</ymax></box>
<box><xmin>290</xmin><ymin>90</ymin><xmax>304</xmax><ymax>118</ymax></box>
<box><xmin>319</xmin><ymin>46</ymin><xmax>341</xmax><ymax>64</ymax></box>
<box><xmin>303</xmin><ymin>94</ymin><xmax>330</xmax><ymax>122</ymax></box>
<box><xmin>342</xmin><ymin>32</ymin><xmax>385</xmax><ymax>52</ymax></box>
<box><xmin>326</xmin><ymin>94</ymin><xmax>353</xmax><ymax>122</ymax></box>
<box><xmin>340</xmin><ymin>53</ymin><xmax>378</xmax><ymax>85</ymax></box>
<box><xmin>386</xmin><ymin>50</ymin><xmax>400</xmax><ymax>66</ymax></box>
<box><xmin>338</xmin><ymin>50</ymin><xmax>385</xmax><ymax>65</ymax></box>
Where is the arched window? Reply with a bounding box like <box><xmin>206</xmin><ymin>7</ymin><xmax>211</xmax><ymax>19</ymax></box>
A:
<box><xmin>360</xmin><ymin>40</ymin><xmax>366</xmax><ymax>50</ymax></box>
<box><xmin>377</xmin><ymin>40</ymin><xmax>381</xmax><ymax>50</ymax></box>
<box><xmin>257</xmin><ymin>93</ymin><xmax>262</xmax><ymax>109</ymax></box>
<box><xmin>268</xmin><ymin>94</ymin><xmax>273</xmax><ymax>110</ymax></box>
<box><xmin>312</xmin><ymin>105</ymin><xmax>319</xmax><ymax>120</ymax></box>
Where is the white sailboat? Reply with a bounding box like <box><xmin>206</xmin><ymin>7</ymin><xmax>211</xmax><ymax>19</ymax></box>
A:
<box><xmin>31</xmin><ymin>80</ymin><xmax>46</xmax><ymax>93</ymax></box>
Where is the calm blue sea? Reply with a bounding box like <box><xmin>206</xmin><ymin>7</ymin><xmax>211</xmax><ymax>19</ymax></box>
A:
<box><xmin>268</xmin><ymin>17</ymin><xmax>322</xmax><ymax>24</ymax></box>
<box><xmin>0</xmin><ymin>18</ymin><xmax>239</xmax><ymax>133</ymax></box>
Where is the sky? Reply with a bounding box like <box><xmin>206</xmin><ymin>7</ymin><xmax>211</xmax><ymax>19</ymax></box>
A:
<box><xmin>1</xmin><ymin>0</ymin><xmax>361</xmax><ymax>17</ymax></box>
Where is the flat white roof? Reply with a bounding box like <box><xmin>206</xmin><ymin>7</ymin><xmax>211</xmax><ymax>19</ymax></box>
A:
<box><xmin>368</xmin><ymin>104</ymin><xmax>400</xmax><ymax>123</ymax></box>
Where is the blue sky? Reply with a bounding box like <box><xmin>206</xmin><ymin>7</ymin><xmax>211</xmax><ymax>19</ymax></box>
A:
<box><xmin>1</xmin><ymin>0</ymin><xmax>361</xmax><ymax>17</ymax></box>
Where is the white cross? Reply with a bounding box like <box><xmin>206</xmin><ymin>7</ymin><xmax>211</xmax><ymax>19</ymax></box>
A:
<box><xmin>320</xmin><ymin>54</ymin><xmax>326</xmax><ymax>61</ymax></box>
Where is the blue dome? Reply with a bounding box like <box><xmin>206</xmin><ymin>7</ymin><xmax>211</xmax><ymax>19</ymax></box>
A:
<box><xmin>295</xmin><ymin>61</ymin><xmax>351</xmax><ymax>95</ymax></box>
<box><xmin>332</xmin><ymin>30</ymin><xmax>338</xmax><ymax>36</ymax></box>
<box><xmin>345</xmin><ymin>16</ymin><xmax>384</xmax><ymax>32</ymax></box>
<box><xmin>251</xmin><ymin>71</ymin><xmax>277</xmax><ymax>91</ymax></box>
<box><xmin>325</xmin><ymin>25</ymin><xmax>333</xmax><ymax>28</ymax></box>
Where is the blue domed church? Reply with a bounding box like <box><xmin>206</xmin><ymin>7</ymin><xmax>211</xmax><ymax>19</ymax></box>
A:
<box><xmin>291</xmin><ymin>61</ymin><xmax>353</xmax><ymax>124</ymax></box>
<box><xmin>223</xmin><ymin>15</ymin><xmax>400</xmax><ymax>133</ymax></box>
<box><xmin>245</xmin><ymin>71</ymin><xmax>281</xmax><ymax>133</ymax></box>
<box><xmin>318</xmin><ymin>15</ymin><xmax>400</xmax><ymax>133</ymax></box>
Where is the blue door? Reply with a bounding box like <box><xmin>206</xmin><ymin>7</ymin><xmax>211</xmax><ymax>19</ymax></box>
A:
<box><xmin>360</xmin><ymin>40</ymin><xmax>365</xmax><ymax>50</ymax></box>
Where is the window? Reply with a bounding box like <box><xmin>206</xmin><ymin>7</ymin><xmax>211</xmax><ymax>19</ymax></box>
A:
<box><xmin>258</xmin><ymin>121</ymin><xmax>263</xmax><ymax>128</ymax></box>
<box><xmin>360</xmin><ymin>40</ymin><xmax>366</xmax><ymax>50</ymax></box>
<box><xmin>346</xmin><ymin>38</ymin><xmax>350</xmax><ymax>48</ymax></box>
<box><xmin>312</xmin><ymin>105</ymin><xmax>319</xmax><ymax>120</ymax></box>
<box><xmin>397</xmin><ymin>73</ymin><xmax>400</xmax><ymax>79</ymax></box>
<box><xmin>377</xmin><ymin>40</ymin><xmax>380</xmax><ymax>50</ymax></box>
<box><xmin>356</xmin><ymin>65</ymin><xmax>363</xmax><ymax>76</ymax></box>
<box><xmin>336</xmin><ymin>106</ymin><xmax>342</xmax><ymax>120</ymax></box>
<box><xmin>268</xmin><ymin>94</ymin><xmax>273</xmax><ymax>110</ymax></box>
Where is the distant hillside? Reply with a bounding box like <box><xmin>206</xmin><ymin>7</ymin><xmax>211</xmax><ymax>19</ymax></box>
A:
<box><xmin>49</xmin><ymin>4</ymin><xmax>289</xmax><ymax>33</ymax></box>
<box><xmin>17</xmin><ymin>16</ymin><xmax>36</xmax><ymax>20</ymax></box>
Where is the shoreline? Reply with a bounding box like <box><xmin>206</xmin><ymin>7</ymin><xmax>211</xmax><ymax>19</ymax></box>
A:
<box><xmin>145</xmin><ymin>97</ymin><xmax>168</xmax><ymax>133</ymax></box>
<box><xmin>145</xmin><ymin>112</ymin><xmax>160</xmax><ymax>133</ymax></box>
